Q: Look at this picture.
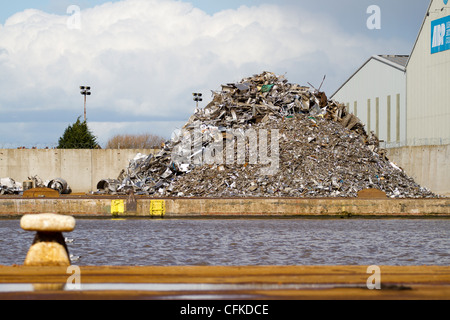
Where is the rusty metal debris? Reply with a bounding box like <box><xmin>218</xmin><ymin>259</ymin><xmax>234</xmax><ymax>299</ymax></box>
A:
<box><xmin>0</xmin><ymin>176</ymin><xmax>72</xmax><ymax>195</ymax></box>
<box><xmin>28</xmin><ymin>176</ymin><xmax>72</xmax><ymax>195</ymax></box>
<box><xmin>23</xmin><ymin>187</ymin><xmax>60</xmax><ymax>198</ymax></box>
<box><xmin>95</xmin><ymin>71</ymin><xmax>438</xmax><ymax>199</ymax></box>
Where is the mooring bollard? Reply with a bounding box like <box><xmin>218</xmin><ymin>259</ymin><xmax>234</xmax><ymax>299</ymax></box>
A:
<box><xmin>20</xmin><ymin>213</ymin><xmax>76</xmax><ymax>266</ymax></box>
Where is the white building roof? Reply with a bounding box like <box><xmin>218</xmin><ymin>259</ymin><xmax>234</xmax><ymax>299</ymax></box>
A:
<box><xmin>331</xmin><ymin>55</ymin><xmax>409</xmax><ymax>98</ymax></box>
<box><xmin>405</xmin><ymin>0</ymin><xmax>434</xmax><ymax>68</ymax></box>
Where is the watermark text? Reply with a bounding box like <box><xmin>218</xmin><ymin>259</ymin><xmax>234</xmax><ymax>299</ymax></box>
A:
<box><xmin>67</xmin><ymin>5</ymin><xmax>81</xmax><ymax>30</ymax></box>
<box><xmin>66</xmin><ymin>265</ymin><xmax>81</xmax><ymax>290</ymax></box>
<box><xmin>171</xmin><ymin>125</ymin><xmax>280</xmax><ymax>175</ymax></box>
<box><xmin>367</xmin><ymin>5</ymin><xmax>381</xmax><ymax>30</ymax></box>
<box><xmin>366</xmin><ymin>265</ymin><xmax>381</xmax><ymax>290</ymax></box>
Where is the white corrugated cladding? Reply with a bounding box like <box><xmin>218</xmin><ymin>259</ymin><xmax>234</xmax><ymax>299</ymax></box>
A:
<box><xmin>331</xmin><ymin>56</ymin><xmax>407</xmax><ymax>148</ymax></box>
<box><xmin>406</xmin><ymin>0</ymin><xmax>450</xmax><ymax>146</ymax></box>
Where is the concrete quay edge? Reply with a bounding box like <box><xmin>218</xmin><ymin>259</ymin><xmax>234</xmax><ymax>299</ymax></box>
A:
<box><xmin>0</xmin><ymin>196</ymin><xmax>449</xmax><ymax>218</ymax></box>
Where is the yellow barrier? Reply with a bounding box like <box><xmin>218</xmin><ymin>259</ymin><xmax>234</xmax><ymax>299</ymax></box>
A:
<box><xmin>111</xmin><ymin>200</ymin><xmax>124</xmax><ymax>215</ymax></box>
<box><xmin>150</xmin><ymin>200</ymin><xmax>165</xmax><ymax>217</ymax></box>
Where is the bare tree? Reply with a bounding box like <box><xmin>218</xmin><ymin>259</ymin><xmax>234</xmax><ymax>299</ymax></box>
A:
<box><xmin>106</xmin><ymin>133</ymin><xmax>166</xmax><ymax>149</ymax></box>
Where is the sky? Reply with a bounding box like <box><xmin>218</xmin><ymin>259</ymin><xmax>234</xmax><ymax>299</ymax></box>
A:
<box><xmin>0</xmin><ymin>0</ymin><xmax>431</xmax><ymax>148</ymax></box>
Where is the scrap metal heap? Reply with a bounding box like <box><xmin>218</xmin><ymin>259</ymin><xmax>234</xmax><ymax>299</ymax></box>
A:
<box><xmin>0</xmin><ymin>178</ymin><xmax>22</xmax><ymax>195</ymax></box>
<box><xmin>95</xmin><ymin>71</ymin><xmax>437</xmax><ymax>198</ymax></box>
<box><xmin>0</xmin><ymin>176</ymin><xmax>72</xmax><ymax>195</ymax></box>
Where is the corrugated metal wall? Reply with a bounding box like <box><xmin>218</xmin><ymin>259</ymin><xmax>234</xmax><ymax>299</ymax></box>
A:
<box><xmin>407</xmin><ymin>0</ymin><xmax>450</xmax><ymax>146</ymax></box>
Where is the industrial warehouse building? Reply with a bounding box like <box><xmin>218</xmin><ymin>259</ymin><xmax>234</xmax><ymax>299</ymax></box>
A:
<box><xmin>332</xmin><ymin>0</ymin><xmax>450</xmax><ymax>196</ymax></box>
<box><xmin>331</xmin><ymin>54</ymin><xmax>408</xmax><ymax>149</ymax></box>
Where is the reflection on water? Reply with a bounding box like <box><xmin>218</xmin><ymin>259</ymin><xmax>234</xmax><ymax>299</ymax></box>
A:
<box><xmin>0</xmin><ymin>282</ymin><xmax>368</xmax><ymax>294</ymax></box>
<box><xmin>0</xmin><ymin>218</ymin><xmax>449</xmax><ymax>266</ymax></box>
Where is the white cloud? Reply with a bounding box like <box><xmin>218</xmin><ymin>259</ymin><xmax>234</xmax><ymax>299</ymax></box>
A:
<box><xmin>0</xmin><ymin>0</ymin><xmax>413</xmax><ymax>147</ymax></box>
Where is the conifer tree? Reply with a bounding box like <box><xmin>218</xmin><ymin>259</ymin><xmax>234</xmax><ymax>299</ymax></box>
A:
<box><xmin>57</xmin><ymin>117</ymin><xmax>98</xmax><ymax>149</ymax></box>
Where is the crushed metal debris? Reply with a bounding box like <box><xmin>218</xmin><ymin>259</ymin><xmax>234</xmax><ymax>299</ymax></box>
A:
<box><xmin>0</xmin><ymin>176</ymin><xmax>72</xmax><ymax>195</ymax></box>
<box><xmin>94</xmin><ymin>71</ymin><xmax>438</xmax><ymax>199</ymax></box>
<box><xmin>0</xmin><ymin>178</ymin><xmax>22</xmax><ymax>195</ymax></box>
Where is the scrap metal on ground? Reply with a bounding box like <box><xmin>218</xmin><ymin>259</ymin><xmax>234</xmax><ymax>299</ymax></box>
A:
<box><xmin>94</xmin><ymin>71</ymin><xmax>438</xmax><ymax>199</ymax></box>
<box><xmin>0</xmin><ymin>176</ymin><xmax>72</xmax><ymax>195</ymax></box>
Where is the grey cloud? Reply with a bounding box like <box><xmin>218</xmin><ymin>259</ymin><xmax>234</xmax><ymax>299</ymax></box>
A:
<box><xmin>0</xmin><ymin>0</ymin><xmax>426</xmax><ymax>147</ymax></box>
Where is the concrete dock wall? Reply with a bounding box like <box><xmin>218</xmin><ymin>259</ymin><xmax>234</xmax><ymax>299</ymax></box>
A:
<box><xmin>0</xmin><ymin>197</ymin><xmax>448</xmax><ymax>217</ymax></box>
<box><xmin>387</xmin><ymin>144</ymin><xmax>450</xmax><ymax>197</ymax></box>
<box><xmin>1</xmin><ymin>147</ymin><xmax>448</xmax><ymax>197</ymax></box>
<box><xmin>0</xmin><ymin>149</ymin><xmax>158</xmax><ymax>193</ymax></box>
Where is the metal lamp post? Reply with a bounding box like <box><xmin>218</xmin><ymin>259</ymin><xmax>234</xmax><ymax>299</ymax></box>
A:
<box><xmin>80</xmin><ymin>86</ymin><xmax>91</xmax><ymax>121</ymax></box>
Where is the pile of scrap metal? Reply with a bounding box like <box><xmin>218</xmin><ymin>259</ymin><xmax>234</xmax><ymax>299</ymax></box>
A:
<box><xmin>171</xmin><ymin>115</ymin><xmax>435</xmax><ymax>198</ymax></box>
<box><xmin>0</xmin><ymin>176</ymin><xmax>72</xmax><ymax>195</ymax></box>
<box><xmin>188</xmin><ymin>72</ymin><xmax>365</xmax><ymax>137</ymax></box>
<box><xmin>27</xmin><ymin>176</ymin><xmax>72</xmax><ymax>194</ymax></box>
<box><xmin>0</xmin><ymin>178</ymin><xmax>22</xmax><ymax>195</ymax></box>
<box><xmin>94</xmin><ymin>71</ymin><xmax>438</xmax><ymax>199</ymax></box>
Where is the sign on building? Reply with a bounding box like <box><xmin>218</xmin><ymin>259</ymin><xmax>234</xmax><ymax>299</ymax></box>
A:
<box><xmin>431</xmin><ymin>15</ymin><xmax>450</xmax><ymax>54</ymax></box>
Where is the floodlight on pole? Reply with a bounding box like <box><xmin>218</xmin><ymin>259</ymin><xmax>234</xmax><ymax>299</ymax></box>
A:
<box><xmin>80</xmin><ymin>86</ymin><xmax>92</xmax><ymax>121</ymax></box>
<box><xmin>193</xmin><ymin>93</ymin><xmax>202</xmax><ymax>110</ymax></box>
